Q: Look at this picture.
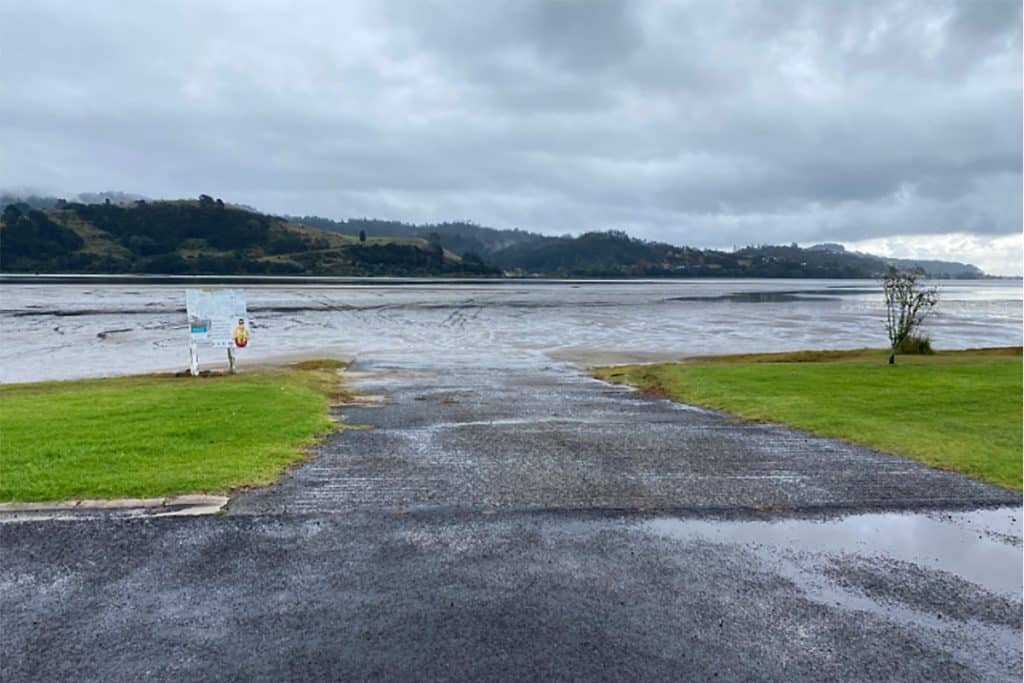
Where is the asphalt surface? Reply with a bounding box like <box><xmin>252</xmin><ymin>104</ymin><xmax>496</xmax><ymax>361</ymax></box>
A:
<box><xmin>2</xmin><ymin>361</ymin><xmax>1021</xmax><ymax>681</ymax></box>
<box><xmin>231</xmin><ymin>365</ymin><xmax>1015</xmax><ymax>514</ymax></box>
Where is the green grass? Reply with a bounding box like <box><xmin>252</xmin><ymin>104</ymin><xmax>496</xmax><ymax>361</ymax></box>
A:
<box><xmin>0</xmin><ymin>360</ymin><xmax>349</xmax><ymax>502</ymax></box>
<box><xmin>596</xmin><ymin>347</ymin><xmax>1023</xmax><ymax>490</ymax></box>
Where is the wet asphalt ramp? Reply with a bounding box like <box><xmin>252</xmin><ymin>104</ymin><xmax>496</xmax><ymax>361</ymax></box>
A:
<box><xmin>230</xmin><ymin>363</ymin><xmax>1015</xmax><ymax>515</ymax></box>
<box><xmin>3</xmin><ymin>511</ymin><xmax>1020</xmax><ymax>682</ymax></box>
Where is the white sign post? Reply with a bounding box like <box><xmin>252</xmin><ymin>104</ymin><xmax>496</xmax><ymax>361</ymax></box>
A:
<box><xmin>185</xmin><ymin>289</ymin><xmax>250</xmax><ymax>375</ymax></box>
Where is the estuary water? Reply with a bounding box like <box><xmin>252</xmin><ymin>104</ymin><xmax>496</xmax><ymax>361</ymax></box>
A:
<box><xmin>0</xmin><ymin>277</ymin><xmax>1020</xmax><ymax>383</ymax></box>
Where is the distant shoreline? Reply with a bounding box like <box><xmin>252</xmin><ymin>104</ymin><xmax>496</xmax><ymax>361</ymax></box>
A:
<box><xmin>1</xmin><ymin>273</ymin><xmax>1018</xmax><ymax>286</ymax></box>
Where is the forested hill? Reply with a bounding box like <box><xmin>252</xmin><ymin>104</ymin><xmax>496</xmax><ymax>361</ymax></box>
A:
<box><xmin>288</xmin><ymin>215</ymin><xmax>556</xmax><ymax>260</ymax></box>
<box><xmin>0</xmin><ymin>195</ymin><xmax>986</xmax><ymax>278</ymax></box>
<box><xmin>292</xmin><ymin>214</ymin><xmax>985</xmax><ymax>279</ymax></box>
<box><xmin>0</xmin><ymin>197</ymin><xmax>499</xmax><ymax>276</ymax></box>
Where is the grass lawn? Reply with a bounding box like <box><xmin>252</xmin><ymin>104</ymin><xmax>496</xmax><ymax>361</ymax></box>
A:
<box><xmin>595</xmin><ymin>347</ymin><xmax>1023</xmax><ymax>490</ymax></box>
<box><xmin>0</xmin><ymin>359</ymin><xmax>349</xmax><ymax>502</ymax></box>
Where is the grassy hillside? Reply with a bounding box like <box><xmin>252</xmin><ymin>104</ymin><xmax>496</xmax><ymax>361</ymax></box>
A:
<box><xmin>0</xmin><ymin>197</ymin><xmax>500</xmax><ymax>276</ymax></box>
<box><xmin>288</xmin><ymin>215</ymin><xmax>554</xmax><ymax>261</ymax></box>
<box><xmin>2</xmin><ymin>194</ymin><xmax>989</xmax><ymax>278</ymax></box>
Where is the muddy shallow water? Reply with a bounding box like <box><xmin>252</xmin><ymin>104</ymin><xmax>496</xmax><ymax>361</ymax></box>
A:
<box><xmin>1</xmin><ymin>277</ymin><xmax>1020</xmax><ymax>382</ymax></box>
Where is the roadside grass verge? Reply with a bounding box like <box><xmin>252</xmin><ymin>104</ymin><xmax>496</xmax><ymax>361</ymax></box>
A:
<box><xmin>595</xmin><ymin>347</ymin><xmax>1023</xmax><ymax>490</ymax></box>
<box><xmin>0</xmin><ymin>360</ymin><xmax>350</xmax><ymax>502</ymax></box>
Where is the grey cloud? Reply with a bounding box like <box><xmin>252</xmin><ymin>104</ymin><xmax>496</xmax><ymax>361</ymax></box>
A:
<box><xmin>0</xmin><ymin>0</ymin><xmax>1020</xmax><ymax>270</ymax></box>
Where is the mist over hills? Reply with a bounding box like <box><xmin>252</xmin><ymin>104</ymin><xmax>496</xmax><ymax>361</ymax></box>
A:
<box><xmin>0</xmin><ymin>193</ymin><xmax>987</xmax><ymax>278</ymax></box>
<box><xmin>0</xmin><ymin>191</ymin><xmax>149</xmax><ymax>210</ymax></box>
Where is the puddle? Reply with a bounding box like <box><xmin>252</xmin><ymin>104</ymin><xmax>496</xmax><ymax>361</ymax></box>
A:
<box><xmin>644</xmin><ymin>506</ymin><xmax>1022</xmax><ymax>597</ymax></box>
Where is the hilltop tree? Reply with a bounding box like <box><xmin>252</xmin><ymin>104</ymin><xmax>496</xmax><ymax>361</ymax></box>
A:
<box><xmin>883</xmin><ymin>267</ymin><xmax>938</xmax><ymax>365</ymax></box>
<box><xmin>3</xmin><ymin>203</ymin><xmax>21</xmax><ymax>226</ymax></box>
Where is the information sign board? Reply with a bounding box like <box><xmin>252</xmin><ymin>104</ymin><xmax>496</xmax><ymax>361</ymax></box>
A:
<box><xmin>185</xmin><ymin>289</ymin><xmax>250</xmax><ymax>375</ymax></box>
<box><xmin>186</xmin><ymin>289</ymin><xmax>250</xmax><ymax>349</ymax></box>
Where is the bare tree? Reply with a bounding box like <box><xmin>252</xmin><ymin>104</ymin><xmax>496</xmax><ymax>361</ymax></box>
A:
<box><xmin>883</xmin><ymin>267</ymin><xmax>938</xmax><ymax>365</ymax></box>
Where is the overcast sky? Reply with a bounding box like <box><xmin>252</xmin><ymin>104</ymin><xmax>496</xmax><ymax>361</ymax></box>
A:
<box><xmin>2</xmin><ymin>0</ymin><xmax>1021</xmax><ymax>273</ymax></box>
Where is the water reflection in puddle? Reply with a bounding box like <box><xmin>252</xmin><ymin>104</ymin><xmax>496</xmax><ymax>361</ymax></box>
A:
<box><xmin>645</xmin><ymin>506</ymin><xmax>1022</xmax><ymax>597</ymax></box>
